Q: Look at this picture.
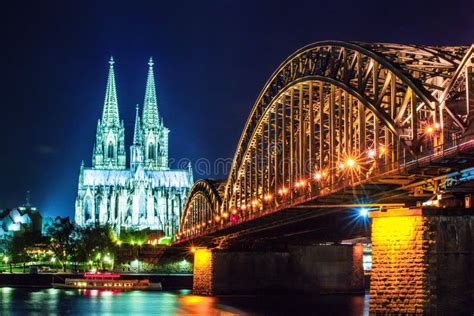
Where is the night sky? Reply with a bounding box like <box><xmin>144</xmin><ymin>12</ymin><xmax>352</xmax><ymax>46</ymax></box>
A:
<box><xmin>0</xmin><ymin>0</ymin><xmax>472</xmax><ymax>218</ymax></box>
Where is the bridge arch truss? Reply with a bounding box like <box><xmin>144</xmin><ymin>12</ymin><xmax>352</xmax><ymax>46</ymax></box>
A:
<box><xmin>178</xmin><ymin>41</ymin><xmax>473</xmax><ymax>240</ymax></box>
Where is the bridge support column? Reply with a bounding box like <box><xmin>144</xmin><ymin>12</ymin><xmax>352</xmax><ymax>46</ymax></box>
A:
<box><xmin>192</xmin><ymin>244</ymin><xmax>364</xmax><ymax>295</ymax></box>
<box><xmin>369</xmin><ymin>208</ymin><xmax>474</xmax><ymax>314</ymax></box>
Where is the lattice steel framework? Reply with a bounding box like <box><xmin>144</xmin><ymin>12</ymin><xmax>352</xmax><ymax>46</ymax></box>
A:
<box><xmin>179</xmin><ymin>41</ymin><xmax>474</xmax><ymax>239</ymax></box>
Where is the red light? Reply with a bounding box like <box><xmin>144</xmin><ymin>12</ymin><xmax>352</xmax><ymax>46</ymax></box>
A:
<box><xmin>84</xmin><ymin>273</ymin><xmax>121</xmax><ymax>279</ymax></box>
<box><xmin>230</xmin><ymin>214</ymin><xmax>239</xmax><ymax>223</ymax></box>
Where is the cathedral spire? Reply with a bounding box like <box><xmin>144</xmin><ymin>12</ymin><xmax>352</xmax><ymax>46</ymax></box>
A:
<box><xmin>102</xmin><ymin>56</ymin><xmax>120</xmax><ymax>127</ymax></box>
<box><xmin>133</xmin><ymin>104</ymin><xmax>143</xmax><ymax>145</ymax></box>
<box><xmin>142</xmin><ymin>57</ymin><xmax>159</xmax><ymax>128</ymax></box>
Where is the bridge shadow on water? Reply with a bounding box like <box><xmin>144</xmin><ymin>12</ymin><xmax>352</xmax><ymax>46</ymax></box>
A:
<box><xmin>212</xmin><ymin>292</ymin><xmax>370</xmax><ymax>316</ymax></box>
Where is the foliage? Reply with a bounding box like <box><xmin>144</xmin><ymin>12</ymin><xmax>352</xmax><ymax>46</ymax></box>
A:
<box><xmin>81</xmin><ymin>225</ymin><xmax>116</xmax><ymax>269</ymax></box>
<box><xmin>0</xmin><ymin>236</ymin><xmax>11</xmax><ymax>257</ymax></box>
<box><xmin>119</xmin><ymin>228</ymin><xmax>149</xmax><ymax>244</ymax></box>
<box><xmin>8</xmin><ymin>231</ymin><xmax>42</xmax><ymax>272</ymax></box>
<box><xmin>46</xmin><ymin>220</ymin><xmax>77</xmax><ymax>271</ymax></box>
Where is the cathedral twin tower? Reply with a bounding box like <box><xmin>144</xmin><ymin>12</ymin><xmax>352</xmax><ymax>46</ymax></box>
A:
<box><xmin>75</xmin><ymin>57</ymin><xmax>192</xmax><ymax>236</ymax></box>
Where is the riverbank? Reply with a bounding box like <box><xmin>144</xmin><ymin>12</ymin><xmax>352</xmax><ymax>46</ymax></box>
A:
<box><xmin>0</xmin><ymin>273</ymin><xmax>192</xmax><ymax>290</ymax></box>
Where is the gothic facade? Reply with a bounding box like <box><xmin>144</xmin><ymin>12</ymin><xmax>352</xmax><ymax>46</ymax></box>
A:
<box><xmin>75</xmin><ymin>57</ymin><xmax>192</xmax><ymax>236</ymax></box>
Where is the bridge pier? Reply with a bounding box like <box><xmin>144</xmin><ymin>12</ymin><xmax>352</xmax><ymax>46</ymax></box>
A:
<box><xmin>369</xmin><ymin>208</ymin><xmax>474</xmax><ymax>314</ymax></box>
<box><xmin>192</xmin><ymin>244</ymin><xmax>364</xmax><ymax>295</ymax></box>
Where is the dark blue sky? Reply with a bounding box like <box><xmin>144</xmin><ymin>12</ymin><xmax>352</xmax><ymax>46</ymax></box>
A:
<box><xmin>0</xmin><ymin>0</ymin><xmax>472</xmax><ymax>218</ymax></box>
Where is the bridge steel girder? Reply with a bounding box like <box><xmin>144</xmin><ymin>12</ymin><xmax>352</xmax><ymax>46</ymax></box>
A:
<box><xmin>177</xmin><ymin>41</ymin><xmax>474</xmax><ymax>242</ymax></box>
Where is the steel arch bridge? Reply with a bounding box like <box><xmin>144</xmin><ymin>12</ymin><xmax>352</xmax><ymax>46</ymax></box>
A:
<box><xmin>178</xmin><ymin>41</ymin><xmax>474</xmax><ymax>243</ymax></box>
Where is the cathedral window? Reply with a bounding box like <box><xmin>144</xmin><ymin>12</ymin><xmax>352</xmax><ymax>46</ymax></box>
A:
<box><xmin>108</xmin><ymin>142</ymin><xmax>114</xmax><ymax>159</ymax></box>
<box><xmin>148</xmin><ymin>143</ymin><xmax>155</xmax><ymax>160</ymax></box>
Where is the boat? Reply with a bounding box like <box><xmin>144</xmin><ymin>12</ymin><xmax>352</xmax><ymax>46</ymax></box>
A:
<box><xmin>52</xmin><ymin>273</ymin><xmax>162</xmax><ymax>291</ymax></box>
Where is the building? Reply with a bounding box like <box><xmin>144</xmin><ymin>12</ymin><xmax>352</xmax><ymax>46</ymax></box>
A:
<box><xmin>0</xmin><ymin>206</ymin><xmax>42</xmax><ymax>237</ymax></box>
<box><xmin>75</xmin><ymin>57</ymin><xmax>192</xmax><ymax>236</ymax></box>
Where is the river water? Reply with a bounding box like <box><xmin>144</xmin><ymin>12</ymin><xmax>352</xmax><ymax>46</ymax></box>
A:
<box><xmin>0</xmin><ymin>287</ymin><xmax>369</xmax><ymax>315</ymax></box>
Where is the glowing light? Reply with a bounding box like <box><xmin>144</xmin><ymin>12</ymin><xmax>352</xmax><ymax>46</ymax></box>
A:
<box><xmin>278</xmin><ymin>187</ymin><xmax>288</xmax><ymax>195</ymax></box>
<box><xmin>263</xmin><ymin>194</ymin><xmax>273</xmax><ymax>201</ymax></box>
<box><xmin>84</xmin><ymin>273</ymin><xmax>120</xmax><ymax>279</ymax></box>
<box><xmin>251</xmin><ymin>199</ymin><xmax>258</xmax><ymax>206</ymax></box>
<box><xmin>103</xmin><ymin>255</ymin><xmax>112</xmax><ymax>263</ymax></box>
<box><xmin>368</xmin><ymin>149</ymin><xmax>376</xmax><ymax>159</ymax></box>
<box><xmin>339</xmin><ymin>163</ymin><xmax>345</xmax><ymax>169</ymax></box>
<box><xmin>314</xmin><ymin>172</ymin><xmax>322</xmax><ymax>181</ymax></box>
<box><xmin>3</xmin><ymin>256</ymin><xmax>9</xmax><ymax>263</ymax></box>
<box><xmin>158</xmin><ymin>237</ymin><xmax>171</xmax><ymax>245</ymax></box>
<box><xmin>51</xmin><ymin>257</ymin><xmax>56</xmax><ymax>263</ymax></box>
<box><xmin>215</xmin><ymin>215</ymin><xmax>221</xmax><ymax>221</ymax></box>
<box><xmin>425</xmin><ymin>125</ymin><xmax>435</xmax><ymax>135</ymax></box>
<box><xmin>231</xmin><ymin>208</ymin><xmax>237</xmax><ymax>214</ymax></box>
<box><xmin>190</xmin><ymin>247</ymin><xmax>196</xmax><ymax>253</ymax></box>
<box><xmin>359</xmin><ymin>208</ymin><xmax>369</xmax><ymax>217</ymax></box>
<box><xmin>222</xmin><ymin>212</ymin><xmax>229</xmax><ymax>218</ymax></box>
<box><xmin>346</xmin><ymin>158</ymin><xmax>356</xmax><ymax>168</ymax></box>
<box><xmin>295</xmin><ymin>180</ymin><xmax>306</xmax><ymax>188</ymax></box>
<box><xmin>434</xmin><ymin>122</ymin><xmax>440</xmax><ymax>129</ymax></box>
<box><xmin>241</xmin><ymin>204</ymin><xmax>247</xmax><ymax>210</ymax></box>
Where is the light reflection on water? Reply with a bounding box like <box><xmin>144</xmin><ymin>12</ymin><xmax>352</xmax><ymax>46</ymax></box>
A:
<box><xmin>0</xmin><ymin>288</ymin><xmax>369</xmax><ymax>315</ymax></box>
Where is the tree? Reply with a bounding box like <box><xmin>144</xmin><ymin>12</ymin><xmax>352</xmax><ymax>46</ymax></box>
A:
<box><xmin>0</xmin><ymin>237</ymin><xmax>12</xmax><ymax>272</ymax></box>
<box><xmin>9</xmin><ymin>232</ymin><xmax>36</xmax><ymax>273</ymax></box>
<box><xmin>47</xmin><ymin>220</ymin><xmax>76</xmax><ymax>272</ymax></box>
<box><xmin>68</xmin><ymin>227</ymin><xmax>87</xmax><ymax>271</ymax></box>
<box><xmin>82</xmin><ymin>225</ymin><xmax>116</xmax><ymax>270</ymax></box>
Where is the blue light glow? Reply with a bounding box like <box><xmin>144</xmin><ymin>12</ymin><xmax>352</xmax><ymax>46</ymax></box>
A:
<box><xmin>359</xmin><ymin>208</ymin><xmax>369</xmax><ymax>217</ymax></box>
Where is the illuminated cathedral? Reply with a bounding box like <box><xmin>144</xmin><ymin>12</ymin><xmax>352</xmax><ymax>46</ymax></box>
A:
<box><xmin>75</xmin><ymin>57</ymin><xmax>192</xmax><ymax>236</ymax></box>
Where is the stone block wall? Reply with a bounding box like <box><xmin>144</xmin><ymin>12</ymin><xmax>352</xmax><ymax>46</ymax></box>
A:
<box><xmin>192</xmin><ymin>248</ymin><xmax>214</xmax><ymax>295</ymax></box>
<box><xmin>369</xmin><ymin>208</ymin><xmax>474</xmax><ymax>314</ymax></box>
